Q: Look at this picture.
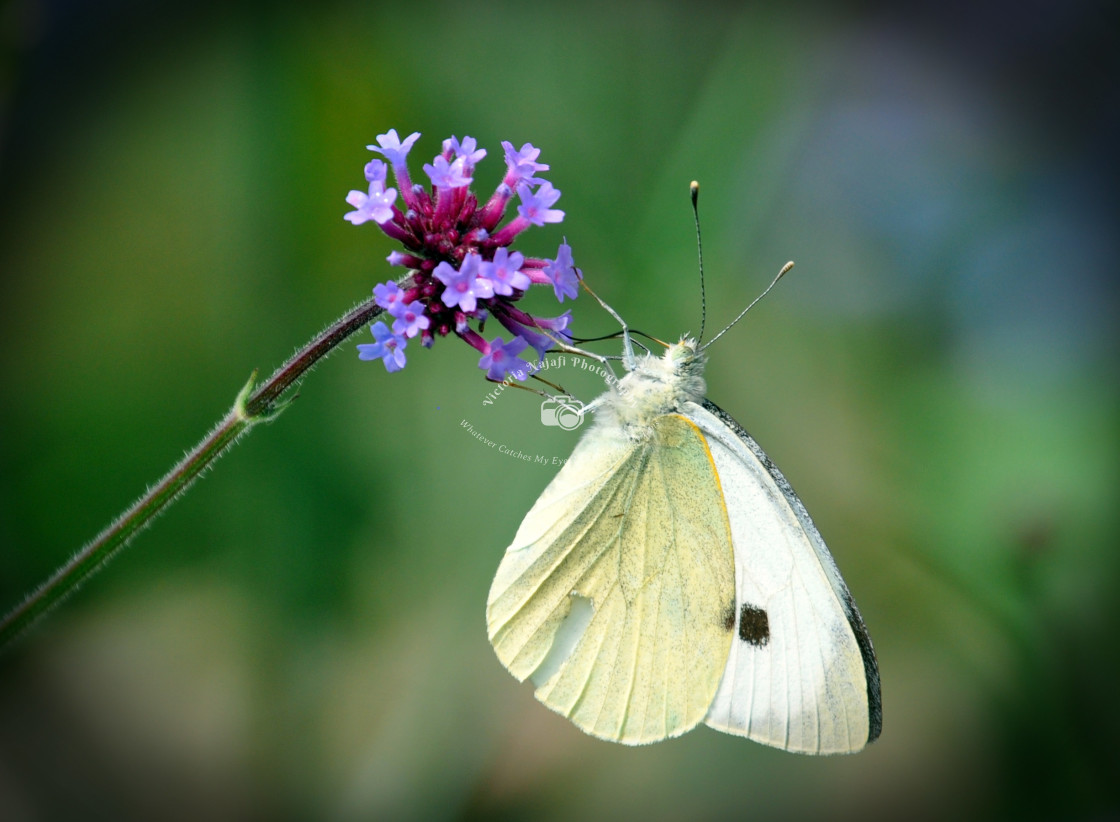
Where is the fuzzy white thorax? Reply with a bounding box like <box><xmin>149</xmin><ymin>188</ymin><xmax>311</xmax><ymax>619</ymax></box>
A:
<box><xmin>591</xmin><ymin>338</ymin><xmax>708</xmax><ymax>437</ymax></box>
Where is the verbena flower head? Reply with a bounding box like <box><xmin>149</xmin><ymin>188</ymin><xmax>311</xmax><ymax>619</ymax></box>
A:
<box><xmin>345</xmin><ymin>130</ymin><xmax>580</xmax><ymax>379</ymax></box>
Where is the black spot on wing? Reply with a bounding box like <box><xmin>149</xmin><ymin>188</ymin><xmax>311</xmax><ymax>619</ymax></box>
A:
<box><xmin>738</xmin><ymin>604</ymin><xmax>770</xmax><ymax>646</ymax></box>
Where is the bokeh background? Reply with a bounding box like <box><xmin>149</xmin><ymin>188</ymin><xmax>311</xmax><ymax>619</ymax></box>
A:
<box><xmin>1</xmin><ymin>1</ymin><xmax>1117</xmax><ymax>819</ymax></box>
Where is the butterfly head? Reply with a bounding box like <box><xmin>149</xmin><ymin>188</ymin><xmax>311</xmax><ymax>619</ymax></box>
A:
<box><xmin>664</xmin><ymin>337</ymin><xmax>705</xmax><ymax>379</ymax></box>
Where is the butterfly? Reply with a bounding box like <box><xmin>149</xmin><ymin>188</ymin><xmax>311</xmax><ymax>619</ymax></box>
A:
<box><xmin>485</xmin><ymin>329</ymin><xmax>881</xmax><ymax>753</ymax></box>
<box><xmin>485</xmin><ymin>227</ymin><xmax>880</xmax><ymax>754</ymax></box>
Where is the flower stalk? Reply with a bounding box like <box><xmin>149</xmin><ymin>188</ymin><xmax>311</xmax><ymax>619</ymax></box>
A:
<box><xmin>0</xmin><ymin>295</ymin><xmax>383</xmax><ymax>648</ymax></box>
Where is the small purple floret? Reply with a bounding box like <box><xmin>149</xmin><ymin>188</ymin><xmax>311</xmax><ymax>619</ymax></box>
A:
<box><xmin>373</xmin><ymin>281</ymin><xmax>405</xmax><ymax>312</ymax></box>
<box><xmin>445</xmin><ymin>135</ymin><xmax>487</xmax><ymax>166</ymax></box>
<box><xmin>502</xmin><ymin>141</ymin><xmax>550</xmax><ymax>186</ymax></box>
<box><xmin>368</xmin><ymin>129</ymin><xmax>421</xmax><ymax>167</ymax></box>
<box><xmin>391</xmin><ymin>300</ymin><xmax>431</xmax><ymax>338</ymax></box>
<box><xmin>434</xmin><ymin>254</ymin><xmax>493</xmax><ymax>313</ymax></box>
<box><xmin>545</xmin><ymin>242</ymin><xmax>580</xmax><ymax>302</ymax></box>
<box><xmin>517</xmin><ymin>181</ymin><xmax>564</xmax><ymax>226</ymax></box>
<box><xmin>344</xmin><ymin>184</ymin><xmax>397</xmax><ymax>225</ymax></box>
<box><xmin>424</xmin><ymin>155</ymin><xmax>472</xmax><ymax>189</ymax></box>
<box><xmin>479</xmin><ymin>336</ymin><xmax>531</xmax><ymax>381</ymax></box>
<box><xmin>357</xmin><ymin>321</ymin><xmax>408</xmax><ymax>372</ymax></box>
<box><xmin>365</xmin><ymin>159</ymin><xmax>388</xmax><ymax>184</ymax></box>
<box><xmin>481</xmin><ymin>248</ymin><xmax>530</xmax><ymax>296</ymax></box>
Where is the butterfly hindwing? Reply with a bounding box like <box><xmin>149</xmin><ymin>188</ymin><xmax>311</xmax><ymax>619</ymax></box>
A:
<box><xmin>487</xmin><ymin>414</ymin><xmax>736</xmax><ymax>744</ymax></box>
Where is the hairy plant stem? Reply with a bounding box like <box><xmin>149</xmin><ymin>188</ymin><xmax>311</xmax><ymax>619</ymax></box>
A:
<box><xmin>0</xmin><ymin>295</ymin><xmax>383</xmax><ymax>648</ymax></box>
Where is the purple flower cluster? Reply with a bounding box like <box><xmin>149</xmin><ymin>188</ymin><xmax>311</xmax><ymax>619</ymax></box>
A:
<box><xmin>346</xmin><ymin>130</ymin><xmax>580</xmax><ymax>379</ymax></box>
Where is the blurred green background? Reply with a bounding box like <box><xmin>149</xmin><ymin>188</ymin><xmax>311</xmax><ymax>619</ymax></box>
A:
<box><xmin>1</xmin><ymin>1</ymin><xmax>1118</xmax><ymax>819</ymax></box>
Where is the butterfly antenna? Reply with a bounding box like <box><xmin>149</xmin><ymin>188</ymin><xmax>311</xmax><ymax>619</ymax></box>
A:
<box><xmin>701</xmin><ymin>260</ymin><xmax>795</xmax><ymax>352</ymax></box>
<box><xmin>691</xmin><ymin>181</ymin><xmax>708</xmax><ymax>345</ymax></box>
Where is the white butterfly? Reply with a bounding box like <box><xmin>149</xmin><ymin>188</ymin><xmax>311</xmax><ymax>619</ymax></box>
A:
<box><xmin>486</xmin><ymin>266</ymin><xmax>881</xmax><ymax>754</ymax></box>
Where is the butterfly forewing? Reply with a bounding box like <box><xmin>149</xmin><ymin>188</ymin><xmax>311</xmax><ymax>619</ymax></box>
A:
<box><xmin>690</xmin><ymin>400</ymin><xmax>881</xmax><ymax>754</ymax></box>
<box><xmin>487</xmin><ymin>414</ymin><xmax>736</xmax><ymax>744</ymax></box>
